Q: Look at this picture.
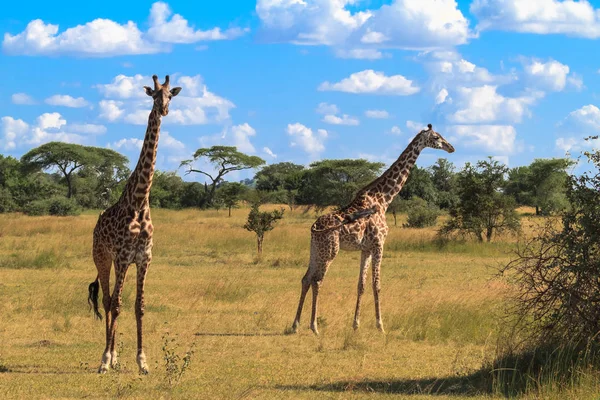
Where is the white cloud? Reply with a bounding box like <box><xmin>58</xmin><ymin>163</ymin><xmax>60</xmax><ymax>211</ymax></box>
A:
<box><xmin>257</xmin><ymin>0</ymin><xmax>471</xmax><ymax>51</ymax></box>
<box><xmin>96</xmin><ymin>74</ymin><xmax>148</xmax><ymax>99</ymax></box>
<box><xmin>1</xmin><ymin>113</ymin><xmax>89</xmax><ymax>150</ymax></box>
<box><xmin>110</xmin><ymin>138</ymin><xmax>144</xmax><ymax>151</ymax></box>
<box><xmin>471</xmin><ymin>0</ymin><xmax>600</xmax><ymax>38</ymax></box>
<box><xmin>230</xmin><ymin>123</ymin><xmax>257</xmax><ymax>153</ymax></box>
<box><xmin>435</xmin><ymin>88</ymin><xmax>449</xmax><ymax>104</ymax></box>
<box><xmin>263</xmin><ymin>147</ymin><xmax>277</xmax><ymax>158</ymax></box>
<box><xmin>99</xmin><ymin>100</ymin><xmax>125</xmax><ymax>122</ymax></box>
<box><xmin>316</xmin><ymin>102</ymin><xmax>339</xmax><ymax>115</ymax></box>
<box><xmin>319</xmin><ymin>70</ymin><xmax>420</xmax><ymax>95</ymax></box>
<box><xmin>322</xmin><ymin>114</ymin><xmax>360</xmax><ymax>126</ymax></box>
<box><xmin>160</xmin><ymin>131</ymin><xmax>186</xmax><ymax>150</ymax></box>
<box><xmin>420</xmin><ymin>51</ymin><xmax>505</xmax><ymax>89</ymax></box>
<box><xmin>3</xmin><ymin>2</ymin><xmax>246</xmax><ymax>57</ymax></box>
<box><xmin>11</xmin><ymin>93</ymin><xmax>36</xmax><ymax>105</ymax></box>
<box><xmin>0</xmin><ymin>117</ymin><xmax>29</xmax><ymax>150</ymax></box>
<box><xmin>69</xmin><ymin>123</ymin><xmax>107</xmax><ymax>134</ymax></box>
<box><xmin>334</xmin><ymin>48</ymin><xmax>388</xmax><ymax>60</ymax></box>
<box><xmin>555</xmin><ymin>105</ymin><xmax>600</xmax><ymax>153</ymax></box>
<box><xmin>37</xmin><ymin>112</ymin><xmax>66</xmax><ymax>130</ymax></box>
<box><xmin>450</xmin><ymin>124</ymin><xmax>517</xmax><ymax>153</ymax></box>
<box><xmin>45</xmin><ymin>94</ymin><xmax>89</xmax><ymax>108</ymax></box>
<box><xmin>406</xmin><ymin>120</ymin><xmax>427</xmax><ymax>132</ymax></box>
<box><xmin>3</xmin><ymin>18</ymin><xmax>161</xmax><ymax>57</ymax></box>
<box><xmin>147</xmin><ymin>2</ymin><xmax>248</xmax><ymax>43</ymax></box>
<box><xmin>96</xmin><ymin>74</ymin><xmax>235</xmax><ymax>125</ymax></box>
<box><xmin>365</xmin><ymin>109</ymin><xmax>390</xmax><ymax>119</ymax></box>
<box><xmin>450</xmin><ymin>85</ymin><xmax>543</xmax><ymax>124</ymax></box>
<box><xmin>523</xmin><ymin>59</ymin><xmax>578</xmax><ymax>92</ymax></box>
<box><xmin>556</xmin><ymin>137</ymin><xmax>579</xmax><ymax>153</ymax></box>
<box><xmin>287</xmin><ymin>123</ymin><xmax>327</xmax><ymax>155</ymax></box>
<box><xmin>390</xmin><ymin>126</ymin><xmax>402</xmax><ymax>135</ymax></box>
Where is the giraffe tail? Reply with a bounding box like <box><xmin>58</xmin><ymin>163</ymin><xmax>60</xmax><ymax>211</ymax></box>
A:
<box><xmin>88</xmin><ymin>277</ymin><xmax>102</xmax><ymax>320</ymax></box>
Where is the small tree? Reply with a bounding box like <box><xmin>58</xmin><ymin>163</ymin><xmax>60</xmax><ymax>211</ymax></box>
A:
<box><xmin>218</xmin><ymin>182</ymin><xmax>247</xmax><ymax>217</ymax></box>
<box><xmin>180</xmin><ymin>146</ymin><xmax>265</xmax><ymax>206</ymax></box>
<box><xmin>440</xmin><ymin>158</ymin><xmax>520</xmax><ymax>242</ymax></box>
<box><xmin>243</xmin><ymin>203</ymin><xmax>284</xmax><ymax>256</ymax></box>
<box><xmin>403</xmin><ymin>197</ymin><xmax>440</xmax><ymax>228</ymax></box>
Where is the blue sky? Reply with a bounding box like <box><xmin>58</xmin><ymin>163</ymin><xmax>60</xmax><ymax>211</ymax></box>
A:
<box><xmin>2</xmin><ymin>0</ymin><xmax>600</xmax><ymax>182</ymax></box>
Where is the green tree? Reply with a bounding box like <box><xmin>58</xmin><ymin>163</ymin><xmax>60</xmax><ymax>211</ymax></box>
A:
<box><xmin>180</xmin><ymin>146</ymin><xmax>265</xmax><ymax>206</ymax></box>
<box><xmin>21</xmin><ymin>142</ymin><xmax>128</xmax><ymax>200</ymax></box>
<box><xmin>297</xmin><ymin>159</ymin><xmax>384</xmax><ymax>210</ymax></box>
<box><xmin>440</xmin><ymin>158</ymin><xmax>520</xmax><ymax>242</ymax></box>
<box><xmin>255</xmin><ymin>162</ymin><xmax>305</xmax><ymax>191</ymax></box>
<box><xmin>150</xmin><ymin>171</ymin><xmax>185</xmax><ymax>209</ymax></box>
<box><xmin>217</xmin><ymin>182</ymin><xmax>248</xmax><ymax>217</ymax></box>
<box><xmin>430</xmin><ymin>158</ymin><xmax>459</xmax><ymax>209</ymax></box>
<box><xmin>243</xmin><ymin>203</ymin><xmax>284</xmax><ymax>256</ymax></box>
<box><xmin>506</xmin><ymin>158</ymin><xmax>573</xmax><ymax>215</ymax></box>
<box><xmin>398</xmin><ymin>165</ymin><xmax>437</xmax><ymax>204</ymax></box>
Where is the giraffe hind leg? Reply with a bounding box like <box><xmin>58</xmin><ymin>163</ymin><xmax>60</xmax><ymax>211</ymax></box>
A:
<box><xmin>291</xmin><ymin>271</ymin><xmax>311</xmax><ymax>333</ymax></box>
<box><xmin>93</xmin><ymin>247</ymin><xmax>113</xmax><ymax>373</ymax></box>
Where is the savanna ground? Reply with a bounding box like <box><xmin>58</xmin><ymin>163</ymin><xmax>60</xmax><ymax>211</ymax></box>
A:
<box><xmin>0</xmin><ymin>206</ymin><xmax>596</xmax><ymax>399</ymax></box>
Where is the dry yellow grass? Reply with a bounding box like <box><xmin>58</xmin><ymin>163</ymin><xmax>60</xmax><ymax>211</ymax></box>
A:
<box><xmin>0</xmin><ymin>207</ymin><xmax>590</xmax><ymax>399</ymax></box>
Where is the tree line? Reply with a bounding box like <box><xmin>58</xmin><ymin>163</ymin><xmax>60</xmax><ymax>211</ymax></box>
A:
<box><xmin>0</xmin><ymin>142</ymin><xmax>573</xmax><ymax>236</ymax></box>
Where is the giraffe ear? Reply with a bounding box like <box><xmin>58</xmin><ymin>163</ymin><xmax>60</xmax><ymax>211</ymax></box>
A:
<box><xmin>143</xmin><ymin>86</ymin><xmax>154</xmax><ymax>97</ymax></box>
<box><xmin>170</xmin><ymin>87</ymin><xmax>182</xmax><ymax>97</ymax></box>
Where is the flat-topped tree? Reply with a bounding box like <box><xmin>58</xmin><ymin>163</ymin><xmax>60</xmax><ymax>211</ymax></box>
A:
<box><xmin>180</xmin><ymin>146</ymin><xmax>265</xmax><ymax>206</ymax></box>
<box><xmin>21</xmin><ymin>142</ymin><xmax>127</xmax><ymax>199</ymax></box>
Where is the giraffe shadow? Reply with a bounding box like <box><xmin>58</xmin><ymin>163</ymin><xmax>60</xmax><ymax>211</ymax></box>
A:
<box><xmin>194</xmin><ymin>332</ymin><xmax>285</xmax><ymax>337</ymax></box>
<box><xmin>275</xmin><ymin>371</ymin><xmax>490</xmax><ymax>396</ymax></box>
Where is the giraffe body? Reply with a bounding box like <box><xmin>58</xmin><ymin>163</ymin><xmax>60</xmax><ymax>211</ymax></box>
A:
<box><xmin>88</xmin><ymin>75</ymin><xmax>181</xmax><ymax>374</ymax></box>
<box><xmin>292</xmin><ymin>125</ymin><xmax>455</xmax><ymax>334</ymax></box>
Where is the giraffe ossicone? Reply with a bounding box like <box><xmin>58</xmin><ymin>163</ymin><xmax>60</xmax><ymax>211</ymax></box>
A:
<box><xmin>291</xmin><ymin>124</ymin><xmax>455</xmax><ymax>335</ymax></box>
<box><xmin>87</xmin><ymin>75</ymin><xmax>181</xmax><ymax>374</ymax></box>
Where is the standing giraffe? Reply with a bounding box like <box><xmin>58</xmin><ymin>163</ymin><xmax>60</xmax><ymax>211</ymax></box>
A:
<box><xmin>87</xmin><ymin>75</ymin><xmax>181</xmax><ymax>374</ymax></box>
<box><xmin>291</xmin><ymin>124</ymin><xmax>455</xmax><ymax>335</ymax></box>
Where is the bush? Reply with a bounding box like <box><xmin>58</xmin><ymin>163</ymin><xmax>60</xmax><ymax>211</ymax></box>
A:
<box><xmin>502</xmin><ymin>143</ymin><xmax>600</xmax><ymax>346</ymax></box>
<box><xmin>23</xmin><ymin>197</ymin><xmax>80</xmax><ymax>216</ymax></box>
<box><xmin>403</xmin><ymin>197</ymin><xmax>440</xmax><ymax>228</ymax></box>
<box><xmin>0</xmin><ymin>187</ymin><xmax>16</xmax><ymax>213</ymax></box>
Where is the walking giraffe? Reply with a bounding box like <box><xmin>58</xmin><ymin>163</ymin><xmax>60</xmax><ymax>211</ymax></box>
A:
<box><xmin>291</xmin><ymin>124</ymin><xmax>455</xmax><ymax>335</ymax></box>
<box><xmin>87</xmin><ymin>75</ymin><xmax>181</xmax><ymax>374</ymax></box>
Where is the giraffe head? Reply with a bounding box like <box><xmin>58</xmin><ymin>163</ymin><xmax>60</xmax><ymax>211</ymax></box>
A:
<box><xmin>143</xmin><ymin>75</ymin><xmax>182</xmax><ymax>116</ymax></box>
<box><xmin>418</xmin><ymin>124</ymin><xmax>455</xmax><ymax>153</ymax></box>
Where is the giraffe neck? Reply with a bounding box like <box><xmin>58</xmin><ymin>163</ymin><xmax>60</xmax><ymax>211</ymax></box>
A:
<box><xmin>363</xmin><ymin>136</ymin><xmax>425</xmax><ymax>211</ymax></box>
<box><xmin>122</xmin><ymin>108</ymin><xmax>161</xmax><ymax>210</ymax></box>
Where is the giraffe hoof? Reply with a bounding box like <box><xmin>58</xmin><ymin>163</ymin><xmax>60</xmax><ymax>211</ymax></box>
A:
<box><xmin>98</xmin><ymin>365</ymin><xmax>109</xmax><ymax>374</ymax></box>
<box><xmin>376</xmin><ymin>322</ymin><xmax>385</xmax><ymax>333</ymax></box>
<box><xmin>310</xmin><ymin>326</ymin><xmax>319</xmax><ymax>336</ymax></box>
<box><xmin>353</xmin><ymin>321</ymin><xmax>360</xmax><ymax>330</ymax></box>
<box><xmin>139</xmin><ymin>367</ymin><xmax>149</xmax><ymax>375</ymax></box>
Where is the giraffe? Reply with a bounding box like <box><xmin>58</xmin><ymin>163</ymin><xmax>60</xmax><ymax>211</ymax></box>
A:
<box><xmin>87</xmin><ymin>75</ymin><xmax>181</xmax><ymax>374</ymax></box>
<box><xmin>291</xmin><ymin>124</ymin><xmax>455</xmax><ymax>335</ymax></box>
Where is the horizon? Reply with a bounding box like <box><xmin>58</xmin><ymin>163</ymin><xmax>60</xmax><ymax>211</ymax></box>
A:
<box><xmin>2</xmin><ymin>0</ymin><xmax>599</xmax><ymax>182</ymax></box>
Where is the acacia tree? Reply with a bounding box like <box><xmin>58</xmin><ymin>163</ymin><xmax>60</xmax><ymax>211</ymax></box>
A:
<box><xmin>440</xmin><ymin>158</ymin><xmax>520</xmax><ymax>242</ymax></box>
<box><xmin>180</xmin><ymin>146</ymin><xmax>265</xmax><ymax>206</ymax></box>
<box><xmin>296</xmin><ymin>159</ymin><xmax>384</xmax><ymax>210</ymax></box>
<box><xmin>505</xmin><ymin>158</ymin><xmax>573</xmax><ymax>215</ymax></box>
<box><xmin>243</xmin><ymin>203</ymin><xmax>284</xmax><ymax>256</ymax></box>
<box><xmin>21</xmin><ymin>142</ymin><xmax>127</xmax><ymax>199</ymax></box>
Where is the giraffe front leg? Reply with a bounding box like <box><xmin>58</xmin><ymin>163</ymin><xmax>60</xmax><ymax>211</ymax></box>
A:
<box><xmin>353</xmin><ymin>251</ymin><xmax>372</xmax><ymax>330</ymax></box>
<box><xmin>371</xmin><ymin>247</ymin><xmax>385</xmax><ymax>333</ymax></box>
<box><xmin>94</xmin><ymin>253</ymin><xmax>112</xmax><ymax>374</ymax></box>
<box><xmin>102</xmin><ymin>260</ymin><xmax>129</xmax><ymax>373</ymax></box>
<box><xmin>135</xmin><ymin>254</ymin><xmax>151</xmax><ymax>375</ymax></box>
<box><xmin>292</xmin><ymin>272</ymin><xmax>311</xmax><ymax>333</ymax></box>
